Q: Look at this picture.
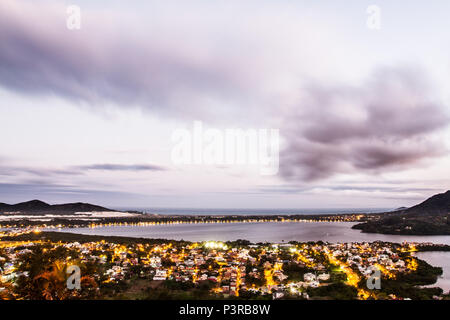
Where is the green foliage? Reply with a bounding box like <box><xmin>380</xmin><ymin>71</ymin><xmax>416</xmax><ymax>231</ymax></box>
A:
<box><xmin>282</xmin><ymin>262</ymin><xmax>315</xmax><ymax>282</ymax></box>
<box><xmin>308</xmin><ymin>283</ymin><xmax>358</xmax><ymax>300</ymax></box>
<box><xmin>245</xmin><ymin>274</ymin><xmax>266</xmax><ymax>287</ymax></box>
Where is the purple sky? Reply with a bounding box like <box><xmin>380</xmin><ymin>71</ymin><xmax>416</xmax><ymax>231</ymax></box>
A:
<box><xmin>0</xmin><ymin>0</ymin><xmax>449</xmax><ymax>208</ymax></box>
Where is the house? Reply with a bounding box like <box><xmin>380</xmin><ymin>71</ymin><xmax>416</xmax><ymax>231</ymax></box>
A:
<box><xmin>317</xmin><ymin>273</ymin><xmax>330</xmax><ymax>281</ymax></box>
<box><xmin>153</xmin><ymin>269</ymin><xmax>167</xmax><ymax>280</ymax></box>
<box><xmin>273</xmin><ymin>290</ymin><xmax>284</xmax><ymax>299</ymax></box>
<box><xmin>303</xmin><ymin>273</ymin><xmax>316</xmax><ymax>282</ymax></box>
<box><xmin>395</xmin><ymin>260</ymin><xmax>405</xmax><ymax>268</ymax></box>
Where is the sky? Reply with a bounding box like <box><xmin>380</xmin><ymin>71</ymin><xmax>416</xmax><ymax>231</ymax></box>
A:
<box><xmin>0</xmin><ymin>0</ymin><xmax>449</xmax><ymax>209</ymax></box>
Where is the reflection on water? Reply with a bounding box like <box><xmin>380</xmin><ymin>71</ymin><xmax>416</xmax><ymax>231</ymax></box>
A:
<box><xmin>415</xmin><ymin>251</ymin><xmax>450</xmax><ymax>294</ymax></box>
<box><xmin>56</xmin><ymin>222</ymin><xmax>450</xmax><ymax>244</ymax></box>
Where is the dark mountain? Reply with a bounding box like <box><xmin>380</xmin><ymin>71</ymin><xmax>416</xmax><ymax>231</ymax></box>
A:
<box><xmin>353</xmin><ymin>190</ymin><xmax>450</xmax><ymax>235</ymax></box>
<box><xmin>0</xmin><ymin>202</ymin><xmax>11</xmax><ymax>211</ymax></box>
<box><xmin>11</xmin><ymin>200</ymin><xmax>51</xmax><ymax>211</ymax></box>
<box><xmin>401</xmin><ymin>190</ymin><xmax>450</xmax><ymax>216</ymax></box>
<box><xmin>51</xmin><ymin>202</ymin><xmax>111</xmax><ymax>212</ymax></box>
<box><xmin>0</xmin><ymin>200</ymin><xmax>51</xmax><ymax>212</ymax></box>
<box><xmin>0</xmin><ymin>200</ymin><xmax>114</xmax><ymax>214</ymax></box>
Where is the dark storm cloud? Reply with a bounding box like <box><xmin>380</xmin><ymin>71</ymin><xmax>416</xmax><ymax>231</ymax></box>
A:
<box><xmin>280</xmin><ymin>68</ymin><xmax>449</xmax><ymax>181</ymax></box>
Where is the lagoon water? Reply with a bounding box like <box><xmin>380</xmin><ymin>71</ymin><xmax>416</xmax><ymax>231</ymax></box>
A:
<box><xmin>57</xmin><ymin>221</ymin><xmax>450</xmax><ymax>245</ymax></box>
<box><xmin>415</xmin><ymin>251</ymin><xmax>450</xmax><ymax>294</ymax></box>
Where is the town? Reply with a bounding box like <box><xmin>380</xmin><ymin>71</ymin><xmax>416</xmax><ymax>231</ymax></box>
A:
<box><xmin>0</xmin><ymin>229</ymin><xmax>447</xmax><ymax>300</ymax></box>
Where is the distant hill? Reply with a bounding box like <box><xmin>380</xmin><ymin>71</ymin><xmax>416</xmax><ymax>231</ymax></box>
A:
<box><xmin>353</xmin><ymin>190</ymin><xmax>450</xmax><ymax>235</ymax></box>
<box><xmin>400</xmin><ymin>190</ymin><xmax>450</xmax><ymax>216</ymax></box>
<box><xmin>393</xmin><ymin>206</ymin><xmax>408</xmax><ymax>211</ymax></box>
<box><xmin>0</xmin><ymin>200</ymin><xmax>114</xmax><ymax>214</ymax></box>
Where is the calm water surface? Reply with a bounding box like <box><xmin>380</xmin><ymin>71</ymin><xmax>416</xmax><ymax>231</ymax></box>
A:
<box><xmin>415</xmin><ymin>251</ymin><xmax>450</xmax><ymax>294</ymax></box>
<box><xmin>56</xmin><ymin>222</ymin><xmax>450</xmax><ymax>244</ymax></box>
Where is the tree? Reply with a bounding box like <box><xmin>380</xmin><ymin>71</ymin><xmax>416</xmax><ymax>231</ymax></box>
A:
<box><xmin>33</xmin><ymin>260</ymin><xmax>69</xmax><ymax>300</ymax></box>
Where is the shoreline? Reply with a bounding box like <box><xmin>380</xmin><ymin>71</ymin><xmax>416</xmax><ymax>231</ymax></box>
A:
<box><xmin>3</xmin><ymin>230</ymin><xmax>450</xmax><ymax>248</ymax></box>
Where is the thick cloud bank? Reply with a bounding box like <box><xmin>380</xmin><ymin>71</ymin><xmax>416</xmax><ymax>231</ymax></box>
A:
<box><xmin>280</xmin><ymin>68</ymin><xmax>449</xmax><ymax>181</ymax></box>
<box><xmin>0</xmin><ymin>0</ymin><xmax>312</xmax><ymax>117</ymax></box>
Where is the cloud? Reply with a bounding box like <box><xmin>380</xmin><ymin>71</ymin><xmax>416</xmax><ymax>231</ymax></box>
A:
<box><xmin>0</xmin><ymin>0</ymin><xmax>265</xmax><ymax>117</ymax></box>
<box><xmin>0</xmin><ymin>0</ymin><xmax>350</xmax><ymax>123</ymax></box>
<box><xmin>0</xmin><ymin>163</ymin><xmax>166</xmax><ymax>178</ymax></box>
<box><xmin>257</xmin><ymin>184</ymin><xmax>441</xmax><ymax>195</ymax></box>
<box><xmin>280</xmin><ymin>67</ymin><xmax>449</xmax><ymax>181</ymax></box>
<box><xmin>0</xmin><ymin>166</ymin><xmax>82</xmax><ymax>177</ymax></box>
<box><xmin>74</xmin><ymin>164</ymin><xmax>165</xmax><ymax>172</ymax></box>
<box><xmin>1</xmin><ymin>0</ymin><xmax>449</xmax><ymax>200</ymax></box>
